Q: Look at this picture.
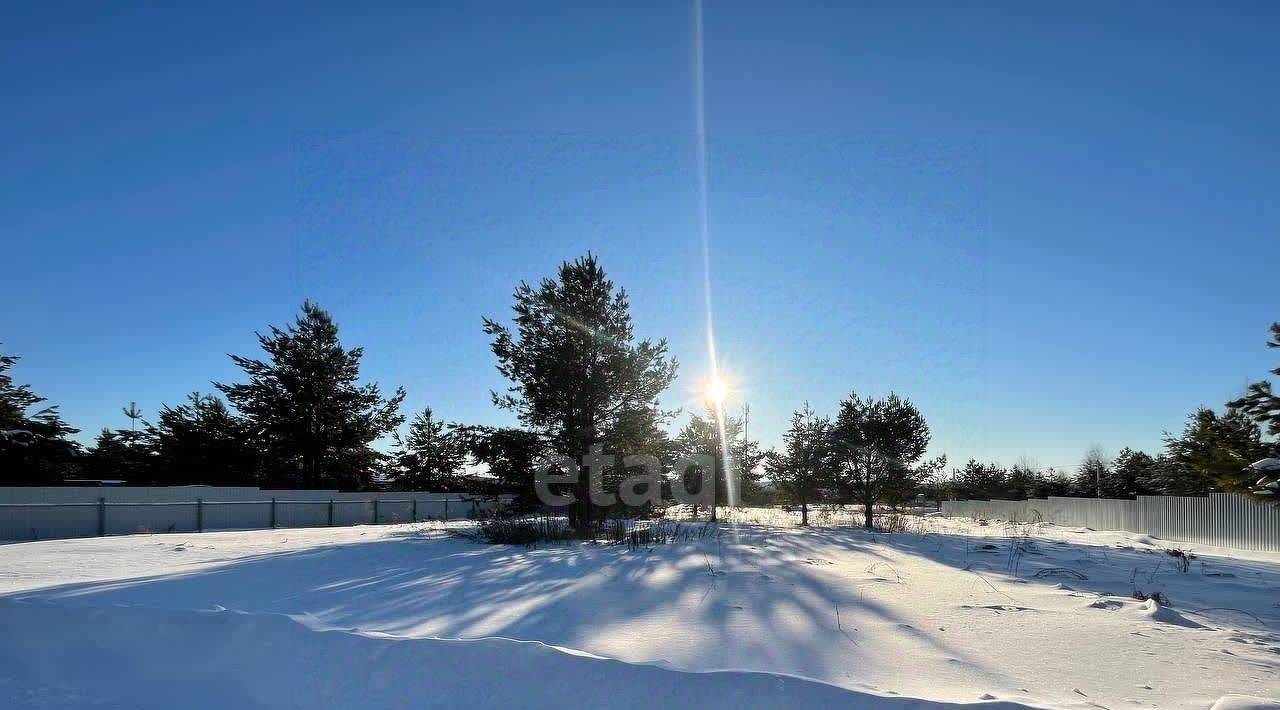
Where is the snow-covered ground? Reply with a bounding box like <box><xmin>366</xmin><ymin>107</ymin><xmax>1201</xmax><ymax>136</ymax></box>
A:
<box><xmin>1</xmin><ymin>514</ymin><xmax>1277</xmax><ymax>709</ymax></box>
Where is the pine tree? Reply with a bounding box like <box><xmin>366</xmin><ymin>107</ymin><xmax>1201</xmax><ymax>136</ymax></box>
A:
<box><xmin>1109</xmin><ymin>447</ymin><xmax>1158</xmax><ymax>498</ymax></box>
<box><xmin>601</xmin><ymin>404</ymin><xmax>676</xmax><ymax>515</ymax></box>
<box><xmin>82</xmin><ymin>402</ymin><xmax>156</xmax><ymax>481</ymax></box>
<box><xmin>216</xmin><ymin>301</ymin><xmax>406</xmax><ymax>490</ymax></box>
<box><xmin>82</xmin><ymin>427</ymin><xmax>148</xmax><ymax>481</ymax></box>
<box><xmin>830</xmin><ymin>392</ymin><xmax>932</xmax><ymax>529</ymax></box>
<box><xmin>0</xmin><ymin>347</ymin><xmax>79</xmax><ymax>484</ymax></box>
<box><xmin>147</xmin><ymin>393</ymin><xmax>258</xmax><ymax>485</ymax></box>
<box><xmin>729</xmin><ymin>422</ymin><xmax>768</xmax><ymax>506</ymax></box>
<box><xmin>1163</xmin><ymin>407</ymin><xmax>1268</xmax><ymax>496</ymax></box>
<box><xmin>953</xmin><ymin>460</ymin><xmax>1007</xmax><ymax>499</ymax></box>
<box><xmin>1005</xmin><ymin>462</ymin><xmax>1039</xmax><ymax>500</ymax></box>
<box><xmin>673</xmin><ymin>407</ymin><xmax>759</xmax><ymax>519</ymax></box>
<box><xmin>766</xmin><ymin>403</ymin><xmax>832</xmax><ymax>526</ymax></box>
<box><xmin>483</xmin><ymin>254</ymin><xmax>677</xmax><ymax>528</ymax></box>
<box><xmin>1074</xmin><ymin>446</ymin><xmax>1111</xmax><ymax>498</ymax></box>
<box><xmin>1229</xmin><ymin>321</ymin><xmax>1280</xmax><ymax>443</ymax></box>
<box><xmin>1035</xmin><ymin>467</ymin><xmax>1077</xmax><ymax>498</ymax></box>
<box><xmin>1146</xmin><ymin>453</ymin><xmax>1200</xmax><ymax>496</ymax></box>
<box><xmin>454</xmin><ymin>425</ymin><xmax>546</xmax><ymax>508</ymax></box>
<box><xmin>393</xmin><ymin>408</ymin><xmax>468</xmax><ymax>491</ymax></box>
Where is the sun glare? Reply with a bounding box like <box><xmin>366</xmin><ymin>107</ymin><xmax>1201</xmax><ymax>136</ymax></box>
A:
<box><xmin>703</xmin><ymin>375</ymin><xmax>728</xmax><ymax>405</ymax></box>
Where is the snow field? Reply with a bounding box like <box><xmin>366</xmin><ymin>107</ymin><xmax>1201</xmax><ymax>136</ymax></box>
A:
<box><xmin>1</xmin><ymin>514</ymin><xmax>1277</xmax><ymax>709</ymax></box>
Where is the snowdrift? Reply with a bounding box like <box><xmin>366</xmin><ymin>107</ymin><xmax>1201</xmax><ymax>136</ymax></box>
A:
<box><xmin>0</xmin><ymin>599</ymin><xmax>1045</xmax><ymax>709</ymax></box>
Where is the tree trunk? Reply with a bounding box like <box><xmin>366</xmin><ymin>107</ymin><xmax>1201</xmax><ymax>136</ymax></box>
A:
<box><xmin>863</xmin><ymin>500</ymin><xmax>874</xmax><ymax>529</ymax></box>
<box><xmin>570</xmin><ymin>480</ymin><xmax>593</xmax><ymax>533</ymax></box>
<box><xmin>800</xmin><ymin>500</ymin><xmax>808</xmax><ymax>526</ymax></box>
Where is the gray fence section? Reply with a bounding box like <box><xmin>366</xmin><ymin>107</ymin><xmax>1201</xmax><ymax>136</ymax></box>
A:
<box><xmin>0</xmin><ymin>487</ymin><xmax>511</xmax><ymax>541</ymax></box>
<box><xmin>940</xmin><ymin>494</ymin><xmax>1280</xmax><ymax>552</ymax></box>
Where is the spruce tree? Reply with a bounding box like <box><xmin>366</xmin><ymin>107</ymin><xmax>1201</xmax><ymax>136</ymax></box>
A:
<box><xmin>483</xmin><ymin>254</ymin><xmax>677</xmax><ymax>528</ymax></box>
<box><xmin>1146</xmin><ymin>453</ymin><xmax>1199</xmax><ymax>496</ymax></box>
<box><xmin>954</xmin><ymin>460</ymin><xmax>1008</xmax><ymax>500</ymax></box>
<box><xmin>393</xmin><ymin>408</ymin><xmax>468</xmax><ymax>491</ymax></box>
<box><xmin>1109</xmin><ymin>447</ymin><xmax>1158</xmax><ymax>498</ymax></box>
<box><xmin>83</xmin><ymin>427</ymin><xmax>151</xmax><ymax>481</ymax></box>
<box><xmin>1005</xmin><ymin>462</ymin><xmax>1039</xmax><ymax>500</ymax></box>
<box><xmin>216</xmin><ymin>301</ymin><xmax>405</xmax><ymax>490</ymax></box>
<box><xmin>147</xmin><ymin>393</ymin><xmax>258</xmax><ymax>485</ymax></box>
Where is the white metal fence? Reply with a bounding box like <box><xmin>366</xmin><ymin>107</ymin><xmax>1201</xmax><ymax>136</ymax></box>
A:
<box><xmin>940</xmin><ymin>493</ymin><xmax>1280</xmax><ymax>552</ymax></box>
<box><xmin>0</xmin><ymin>486</ymin><xmax>510</xmax><ymax>541</ymax></box>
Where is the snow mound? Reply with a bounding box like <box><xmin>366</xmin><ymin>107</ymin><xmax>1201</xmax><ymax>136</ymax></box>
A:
<box><xmin>1209</xmin><ymin>695</ymin><xmax>1280</xmax><ymax>710</ymax></box>
<box><xmin>0</xmin><ymin>600</ymin><xmax>1047</xmax><ymax>710</ymax></box>
<box><xmin>1138</xmin><ymin>599</ymin><xmax>1206</xmax><ymax>629</ymax></box>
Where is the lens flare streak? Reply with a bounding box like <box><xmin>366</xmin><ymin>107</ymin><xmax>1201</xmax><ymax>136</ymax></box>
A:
<box><xmin>692</xmin><ymin>0</ymin><xmax>738</xmax><ymax>509</ymax></box>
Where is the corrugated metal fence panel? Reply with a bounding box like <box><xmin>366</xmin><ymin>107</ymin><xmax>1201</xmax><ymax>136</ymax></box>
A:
<box><xmin>945</xmin><ymin>494</ymin><xmax>1280</xmax><ymax>552</ymax></box>
<box><xmin>0</xmin><ymin>503</ymin><xmax>99</xmax><ymax>541</ymax></box>
<box><xmin>203</xmin><ymin>501</ymin><xmax>273</xmax><ymax>530</ymax></box>
<box><xmin>0</xmin><ymin>491</ymin><xmax>514</xmax><ymax>541</ymax></box>
<box><xmin>0</xmin><ymin>487</ymin><xmax>503</xmax><ymax>505</ymax></box>
<box><xmin>1205</xmin><ymin>493</ymin><xmax>1280</xmax><ymax>552</ymax></box>
<box><xmin>106</xmin><ymin>502</ymin><xmax>198</xmax><ymax>536</ymax></box>
<box><xmin>275</xmin><ymin>502</ymin><xmax>329</xmax><ymax>529</ymax></box>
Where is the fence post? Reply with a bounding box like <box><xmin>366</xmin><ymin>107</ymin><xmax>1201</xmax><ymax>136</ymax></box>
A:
<box><xmin>411</xmin><ymin>498</ymin><xmax>417</xmax><ymax>522</ymax></box>
<box><xmin>328</xmin><ymin>499</ymin><xmax>334</xmax><ymax>526</ymax></box>
<box><xmin>443</xmin><ymin>498</ymin><xmax>449</xmax><ymax>522</ymax></box>
<box><xmin>97</xmin><ymin>497</ymin><xmax>106</xmax><ymax>536</ymax></box>
<box><xmin>373</xmin><ymin>499</ymin><xmax>379</xmax><ymax>525</ymax></box>
<box><xmin>197</xmin><ymin>498</ymin><xmax>203</xmax><ymax>533</ymax></box>
<box><xmin>270</xmin><ymin>497</ymin><xmax>277</xmax><ymax>529</ymax></box>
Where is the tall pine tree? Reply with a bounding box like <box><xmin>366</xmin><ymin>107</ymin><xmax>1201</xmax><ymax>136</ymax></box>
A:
<box><xmin>483</xmin><ymin>254</ymin><xmax>677</xmax><ymax>528</ymax></box>
<box><xmin>216</xmin><ymin>301</ymin><xmax>405</xmax><ymax>490</ymax></box>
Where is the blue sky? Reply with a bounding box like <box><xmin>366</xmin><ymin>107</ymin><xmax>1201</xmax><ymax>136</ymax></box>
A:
<box><xmin>2</xmin><ymin>2</ymin><xmax>1277</xmax><ymax>470</ymax></box>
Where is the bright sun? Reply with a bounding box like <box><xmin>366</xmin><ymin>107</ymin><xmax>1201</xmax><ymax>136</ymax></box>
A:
<box><xmin>703</xmin><ymin>375</ymin><xmax>728</xmax><ymax>405</ymax></box>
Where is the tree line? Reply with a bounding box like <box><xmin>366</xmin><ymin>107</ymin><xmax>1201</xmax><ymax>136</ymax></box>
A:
<box><xmin>920</xmin><ymin>404</ymin><xmax>1273</xmax><ymax>504</ymax></box>
<box><xmin>2</xmin><ymin>254</ymin><xmax>1277</xmax><ymax>524</ymax></box>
